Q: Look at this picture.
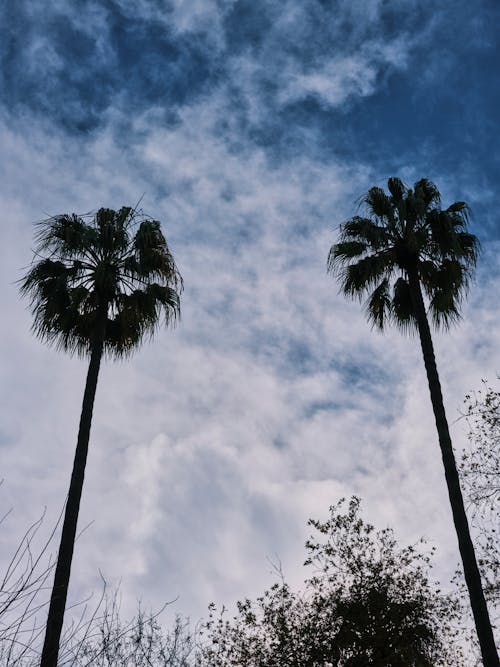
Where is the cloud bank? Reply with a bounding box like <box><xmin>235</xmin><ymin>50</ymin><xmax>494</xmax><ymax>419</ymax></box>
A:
<box><xmin>0</xmin><ymin>0</ymin><xmax>499</xmax><ymax>625</ymax></box>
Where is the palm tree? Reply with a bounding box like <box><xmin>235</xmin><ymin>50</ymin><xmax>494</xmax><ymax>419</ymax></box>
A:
<box><xmin>327</xmin><ymin>178</ymin><xmax>498</xmax><ymax>666</ymax></box>
<box><xmin>20</xmin><ymin>207</ymin><xmax>182</xmax><ymax>666</ymax></box>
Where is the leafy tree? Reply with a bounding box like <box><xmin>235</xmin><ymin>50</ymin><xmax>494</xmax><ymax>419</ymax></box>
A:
<box><xmin>327</xmin><ymin>177</ymin><xmax>498</xmax><ymax>665</ymax></box>
<box><xmin>460</xmin><ymin>382</ymin><xmax>500</xmax><ymax>614</ymax></box>
<box><xmin>198</xmin><ymin>497</ymin><xmax>465</xmax><ymax>666</ymax></box>
<box><xmin>20</xmin><ymin>207</ymin><xmax>182</xmax><ymax>666</ymax></box>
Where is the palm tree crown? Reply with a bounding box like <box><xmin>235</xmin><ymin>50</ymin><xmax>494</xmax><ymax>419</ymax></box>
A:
<box><xmin>20</xmin><ymin>206</ymin><xmax>182</xmax><ymax>357</ymax></box>
<box><xmin>328</xmin><ymin>177</ymin><xmax>479</xmax><ymax>331</ymax></box>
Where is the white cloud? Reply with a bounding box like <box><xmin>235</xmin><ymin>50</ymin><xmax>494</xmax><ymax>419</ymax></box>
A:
<box><xmin>0</xmin><ymin>17</ymin><xmax>497</xmax><ymax>637</ymax></box>
<box><xmin>278</xmin><ymin>39</ymin><xmax>410</xmax><ymax>109</ymax></box>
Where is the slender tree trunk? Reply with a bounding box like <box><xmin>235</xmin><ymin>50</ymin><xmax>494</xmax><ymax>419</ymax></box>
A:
<box><xmin>408</xmin><ymin>272</ymin><xmax>498</xmax><ymax>666</ymax></box>
<box><xmin>40</xmin><ymin>334</ymin><xmax>104</xmax><ymax>667</ymax></box>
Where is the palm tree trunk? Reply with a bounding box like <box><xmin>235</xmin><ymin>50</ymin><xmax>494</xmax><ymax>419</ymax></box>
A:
<box><xmin>408</xmin><ymin>271</ymin><xmax>498</xmax><ymax>666</ymax></box>
<box><xmin>40</xmin><ymin>334</ymin><xmax>104</xmax><ymax>667</ymax></box>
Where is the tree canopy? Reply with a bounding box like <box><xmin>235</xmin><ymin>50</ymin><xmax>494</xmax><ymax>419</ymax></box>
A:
<box><xmin>198</xmin><ymin>498</ymin><xmax>465</xmax><ymax>666</ymax></box>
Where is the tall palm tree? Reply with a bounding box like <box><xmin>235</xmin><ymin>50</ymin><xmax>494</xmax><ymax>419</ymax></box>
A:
<box><xmin>20</xmin><ymin>207</ymin><xmax>182</xmax><ymax>666</ymax></box>
<box><xmin>327</xmin><ymin>178</ymin><xmax>498</xmax><ymax>666</ymax></box>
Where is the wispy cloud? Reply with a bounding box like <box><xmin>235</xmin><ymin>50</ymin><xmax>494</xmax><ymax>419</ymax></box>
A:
<box><xmin>0</xmin><ymin>0</ymin><xmax>499</xmax><ymax>626</ymax></box>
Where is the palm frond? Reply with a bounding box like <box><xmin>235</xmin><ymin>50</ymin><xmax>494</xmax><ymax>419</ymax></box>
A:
<box><xmin>422</xmin><ymin>260</ymin><xmax>468</xmax><ymax>331</ymax></box>
<box><xmin>105</xmin><ymin>285</ymin><xmax>180</xmax><ymax>358</ymax></box>
<box><xmin>437</xmin><ymin>259</ymin><xmax>469</xmax><ymax>292</ymax></box>
<box><xmin>427</xmin><ymin>209</ymin><xmax>477</xmax><ymax>264</ymax></box>
<box><xmin>34</xmin><ymin>214</ymin><xmax>99</xmax><ymax>260</ymax></box>
<box><xmin>392</xmin><ymin>277</ymin><xmax>417</xmax><ymax>334</ymax></box>
<box><xmin>145</xmin><ymin>283</ymin><xmax>181</xmax><ymax>325</ymax></box>
<box><xmin>365</xmin><ymin>279</ymin><xmax>391</xmax><ymax>330</ymax></box>
<box><xmin>446</xmin><ymin>201</ymin><xmax>470</xmax><ymax>223</ymax></box>
<box><xmin>428</xmin><ymin>289</ymin><xmax>461</xmax><ymax>330</ymax></box>
<box><xmin>339</xmin><ymin>217</ymin><xmax>390</xmax><ymax>248</ymax></box>
<box><xmin>327</xmin><ymin>241</ymin><xmax>368</xmax><ymax>272</ymax></box>
<box><xmin>455</xmin><ymin>231</ymin><xmax>480</xmax><ymax>264</ymax></box>
<box><xmin>387</xmin><ymin>178</ymin><xmax>406</xmax><ymax>203</ymax></box>
<box><xmin>95</xmin><ymin>208</ymin><xmax>131</xmax><ymax>256</ymax></box>
<box><xmin>418</xmin><ymin>259</ymin><xmax>440</xmax><ymax>293</ymax></box>
<box><xmin>340</xmin><ymin>254</ymin><xmax>394</xmax><ymax>298</ymax></box>
<box><xmin>413</xmin><ymin>179</ymin><xmax>441</xmax><ymax>208</ymax></box>
<box><xmin>364</xmin><ymin>187</ymin><xmax>393</xmax><ymax>219</ymax></box>
<box><xmin>132</xmin><ymin>220</ymin><xmax>183</xmax><ymax>287</ymax></box>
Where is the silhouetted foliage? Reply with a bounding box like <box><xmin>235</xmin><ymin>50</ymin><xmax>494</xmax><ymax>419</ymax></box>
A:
<box><xmin>460</xmin><ymin>382</ymin><xmax>500</xmax><ymax>613</ymax></box>
<box><xmin>62</xmin><ymin>590</ymin><xmax>194</xmax><ymax>667</ymax></box>
<box><xmin>0</xmin><ymin>583</ymin><xmax>195</xmax><ymax>666</ymax></box>
<box><xmin>197</xmin><ymin>498</ymin><xmax>465</xmax><ymax>666</ymax></box>
<box><xmin>0</xmin><ymin>505</ymin><xmax>55</xmax><ymax>665</ymax></box>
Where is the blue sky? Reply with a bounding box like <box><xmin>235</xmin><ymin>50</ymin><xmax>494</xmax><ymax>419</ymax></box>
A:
<box><xmin>1</xmin><ymin>0</ymin><xmax>499</xmax><ymax>630</ymax></box>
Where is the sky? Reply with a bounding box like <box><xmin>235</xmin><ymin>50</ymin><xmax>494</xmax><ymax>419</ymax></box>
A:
<box><xmin>1</xmin><ymin>0</ymin><xmax>499</xmax><ymax>633</ymax></box>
